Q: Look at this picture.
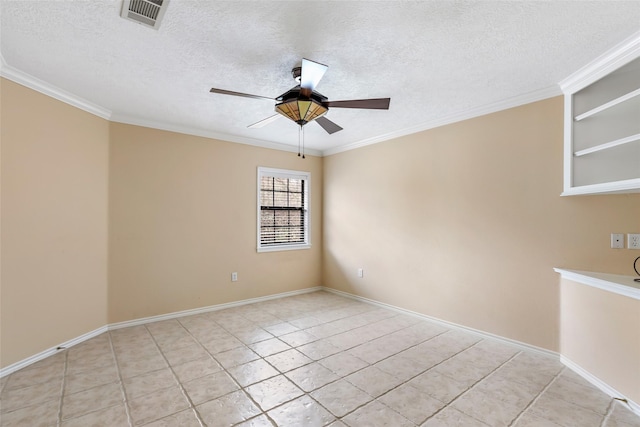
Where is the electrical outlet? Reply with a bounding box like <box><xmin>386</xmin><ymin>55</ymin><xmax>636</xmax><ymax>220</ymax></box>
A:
<box><xmin>231</xmin><ymin>272</ymin><xmax>238</xmax><ymax>282</ymax></box>
<box><xmin>611</xmin><ymin>234</ymin><xmax>624</xmax><ymax>249</ymax></box>
<box><xmin>629</xmin><ymin>234</ymin><xmax>640</xmax><ymax>249</ymax></box>
<box><xmin>357</xmin><ymin>268</ymin><xmax>364</xmax><ymax>278</ymax></box>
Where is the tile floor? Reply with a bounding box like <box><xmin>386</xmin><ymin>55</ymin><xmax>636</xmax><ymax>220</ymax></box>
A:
<box><xmin>1</xmin><ymin>291</ymin><xmax>639</xmax><ymax>427</ymax></box>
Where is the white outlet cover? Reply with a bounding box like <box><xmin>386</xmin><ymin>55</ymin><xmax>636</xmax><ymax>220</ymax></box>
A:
<box><xmin>611</xmin><ymin>234</ymin><xmax>624</xmax><ymax>249</ymax></box>
<box><xmin>628</xmin><ymin>234</ymin><xmax>640</xmax><ymax>249</ymax></box>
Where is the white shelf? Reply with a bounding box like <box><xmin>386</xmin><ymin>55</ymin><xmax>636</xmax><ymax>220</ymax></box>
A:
<box><xmin>561</xmin><ymin>34</ymin><xmax>640</xmax><ymax>196</ymax></box>
<box><xmin>554</xmin><ymin>268</ymin><xmax>640</xmax><ymax>300</ymax></box>
<box><xmin>561</xmin><ymin>178</ymin><xmax>640</xmax><ymax>196</ymax></box>
<box><xmin>574</xmin><ymin>87</ymin><xmax>640</xmax><ymax>122</ymax></box>
<box><xmin>574</xmin><ymin>133</ymin><xmax>640</xmax><ymax>157</ymax></box>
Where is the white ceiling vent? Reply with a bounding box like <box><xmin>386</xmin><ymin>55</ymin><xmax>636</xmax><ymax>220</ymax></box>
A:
<box><xmin>120</xmin><ymin>0</ymin><xmax>169</xmax><ymax>30</ymax></box>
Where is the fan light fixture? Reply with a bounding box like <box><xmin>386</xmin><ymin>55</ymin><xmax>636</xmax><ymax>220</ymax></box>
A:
<box><xmin>275</xmin><ymin>98</ymin><xmax>328</xmax><ymax>126</ymax></box>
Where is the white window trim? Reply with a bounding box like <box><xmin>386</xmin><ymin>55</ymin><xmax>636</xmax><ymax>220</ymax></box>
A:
<box><xmin>257</xmin><ymin>167</ymin><xmax>311</xmax><ymax>253</ymax></box>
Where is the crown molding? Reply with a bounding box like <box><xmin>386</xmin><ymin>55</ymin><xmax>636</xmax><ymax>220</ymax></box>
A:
<box><xmin>559</xmin><ymin>30</ymin><xmax>640</xmax><ymax>94</ymax></box>
<box><xmin>322</xmin><ymin>85</ymin><xmax>562</xmax><ymax>157</ymax></box>
<box><xmin>109</xmin><ymin>113</ymin><xmax>323</xmax><ymax>157</ymax></box>
<box><xmin>0</xmin><ymin>58</ymin><xmax>321</xmax><ymax>156</ymax></box>
<box><xmin>0</xmin><ymin>57</ymin><xmax>112</xmax><ymax>120</ymax></box>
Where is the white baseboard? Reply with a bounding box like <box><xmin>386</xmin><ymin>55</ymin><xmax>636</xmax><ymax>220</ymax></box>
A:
<box><xmin>323</xmin><ymin>287</ymin><xmax>640</xmax><ymax>418</ymax></box>
<box><xmin>108</xmin><ymin>286</ymin><xmax>322</xmax><ymax>330</ymax></box>
<box><xmin>321</xmin><ymin>287</ymin><xmax>558</xmax><ymax>358</ymax></box>
<box><xmin>0</xmin><ymin>286</ymin><xmax>321</xmax><ymax>378</ymax></box>
<box><xmin>3</xmin><ymin>284</ymin><xmax>639</xmax><ymax>418</ymax></box>
<box><xmin>0</xmin><ymin>326</ymin><xmax>108</xmax><ymax>378</ymax></box>
<box><xmin>560</xmin><ymin>355</ymin><xmax>640</xmax><ymax>417</ymax></box>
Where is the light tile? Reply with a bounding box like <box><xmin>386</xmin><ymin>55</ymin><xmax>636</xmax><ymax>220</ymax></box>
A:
<box><xmin>279</xmin><ymin>330</ymin><xmax>319</xmax><ymax>347</ymax></box>
<box><xmin>182</xmin><ymin>370</ymin><xmax>239</xmax><ymax>405</ymax></box>
<box><xmin>345</xmin><ymin>366</ymin><xmax>403</xmax><ymax>398</ymax></box>
<box><xmin>450</xmin><ymin>388</ymin><xmax>526</xmax><ymax>427</ymax></box>
<box><xmin>545</xmin><ymin>374</ymin><xmax>611</xmax><ymax>415</ymax></box>
<box><xmin>513</xmin><ymin>412</ymin><xmax>563</xmax><ymax>427</ymax></box>
<box><xmin>191</xmin><ymin>328</ymin><xmax>234</xmax><ymax>344</ymax></box>
<box><xmin>298</xmin><ymin>339</ymin><xmax>342</xmax><ymax>360</ymax></box>
<box><xmin>172</xmin><ymin>356</ymin><xmax>221</xmax><ymax>383</ymax></box>
<box><xmin>141</xmin><ymin>409</ymin><xmax>202</xmax><ymax>427</ymax></box>
<box><xmin>473</xmin><ymin>376</ymin><xmax>540</xmax><ymax>409</ymax></box>
<box><xmin>526</xmin><ymin>393</ymin><xmax>604</xmax><ymax>427</ymax></box>
<box><xmin>375</xmin><ymin>354</ymin><xmax>430</xmax><ymax>382</ymax></box>
<box><xmin>0</xmin><ymin>379</ymin><xmax>63</xmax><ymax>413</ymax></box>
<box><xmin>607</xmin><ymin>401</ymin><xmax>640</xmax><ymax>426</ymax></box>
<box><xmin>118</xmin><ymin>355</ymin><xmax>167</xmax><ymax>379</ymax></box>
<box><xmin>288</xmin><ymin>316</ymin><xmax>323</xmax><ymax>329</ymax></box>
<box><xmin>311</xmin><ymin>379</ymin><xmax>372</xmax><ymax>417</ymax></box>
<box><xmin>128</xmin><ymin>385</ymin><xmax>189</xmax><ymax>426</ymax></box>
<box><xmin>408</xmin><ymin>371</ymin><xmax>470</xmax><ymax>404</ymax></box>
<box><xmin>60</xmin><ymin>403</ymin><xmax>129</xmax><ymax>427</ymax></box>
<box><xmin>378</xmin><ymin>383</ymin><xmax>445</xmax><ymax>424</ymax></box>
<box><xmin>234</xmin><ymin>414</ymin><xmax>275</xmax><ymax>427</ymax></box>
<box><xmin>2</xmin><ymin>291</ymin><xmax>635</xmax><ymax>427</ymax></box>
<box><xmin>422</xmin><ymin>407</ymin><xmax>490</xmax><ymax>426</ymax></box>
<box><xmin>249</xmin><ymin>337</ymin><xmax>291</xmax><ymax>357</ymax></box>
<box><xmin>342</xmin><ymin>400</ymin><xmax>414</xmax><ymax>427</ymax></box>
<box><xmin>265</xmin><ymin>348</ymin><xmax>313</xmax><ymax>373</ymax></box>
<box><xmin>162</xmin><ymin>342</ymin><xmax>209</xmax><ymax>366</ymax></box>
<box><xmin>64</xmin><ymin>364</ymin><xmax>119</xmax><ymax>395</ymax></box>
<box><xmin>267</xmin><ymin>395</ymin><xmax>335</xmax><ymax>427</ymax></box>
<box><xmin>122</xmin><ymin>368</ymin><xmax>177</xmax><ymax>399</ymax></box>
<box><xmin>264</xmin><ymin>322</ymin><xmax>300</xmax><ymax>336</ymax></box>
<box><xmin>5</xmin><ymin>359</ymin><xmax>64</xmax><ymax>390</ymax></box>
<box><xmin>61</xmin><ymin>382</ymin><xmax>123</xmax><ymax>420</ymax></box>
<box><xmin>0</xmin><ymin>399</ymin><xmax>59</xmax><ymax>427</ymax></box>
<box><xmin>214</xmin><ymin>346</ymin><xmax>259</xmax><ymax>369</ymax></box>
<box><xmin>245</xmin><ymin>374</ymin><xmax>304</xmax><ymax>411</ymax></box>
<box><xmin>319</xmin><ymin>352</ymin><xmax>368</xmax><ymax>377</ymax></box>
<box><xmin>196</xmin><ymin>390</ymin><xmax>261</xmax><ymax>426</ymax></box>
<box><xmin>227</xmin><ymin>359</ymin><xmax>279</xmax><ymax>387</ymax></box>
<box><xmin>285</xmin><ymin>362</ymin><xmax>339</xmax><ymax>392</ymax></box>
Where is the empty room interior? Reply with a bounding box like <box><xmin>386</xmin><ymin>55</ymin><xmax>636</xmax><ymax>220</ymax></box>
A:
<box><xmin>1</xmin><ymin>1</ymin><xmax>640</xmax><ymax>426</ymax></box>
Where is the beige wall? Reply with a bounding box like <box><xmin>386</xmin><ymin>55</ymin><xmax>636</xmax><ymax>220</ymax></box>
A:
<box><xmin>108</xmin><ymin>123</ymin><xmax>322</xmax><ymax>323</ymax></box>
<box><xmin>560</xmin><ymin>278</ymin><xmax>640</xmax><ymax>403</ymax></box>
<box><xmin>323</xmin><ymin>97</ymin><xmax>640</xmax><ymax>352</ymax></box>
<box><xmin>1</xmin><ymin>79</ymin><xmax>109</xmax><ymax>367</ymax></box>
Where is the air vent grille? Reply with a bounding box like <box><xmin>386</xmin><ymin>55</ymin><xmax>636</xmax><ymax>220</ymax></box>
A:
<box><xmin>120</xmin><ymin>0</ymin><xmax>169</xmax><ymax>29</ymax></box>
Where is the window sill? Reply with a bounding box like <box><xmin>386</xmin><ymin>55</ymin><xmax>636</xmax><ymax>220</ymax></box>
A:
<box><xmin>257</xmin><ymin>244</ymin><xmax>311</xmax><ymax>253</ymax></box>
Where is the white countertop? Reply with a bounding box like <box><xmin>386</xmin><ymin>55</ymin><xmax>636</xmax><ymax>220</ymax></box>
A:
<box><xmin>554</xmin><ymin>268</ymin><xmax>640</xmax><ymax>300</ymax></box>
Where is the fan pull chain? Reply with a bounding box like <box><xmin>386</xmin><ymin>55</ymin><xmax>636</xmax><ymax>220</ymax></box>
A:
<box><xmin>297</xmin><ymin>126</ymin><xmax>301</xmax><ymax>157</ymax></box>
<box><xmin>302</xmin><ymin>126</ymin><xmax>305</xmax><ymax>159</ymax></box>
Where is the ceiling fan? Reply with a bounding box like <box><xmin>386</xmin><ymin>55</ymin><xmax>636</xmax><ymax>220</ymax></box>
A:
<box><xmin>209</xmin><ymin>58</ymin><xmax>391</xmax><ymax>135</ymax></box>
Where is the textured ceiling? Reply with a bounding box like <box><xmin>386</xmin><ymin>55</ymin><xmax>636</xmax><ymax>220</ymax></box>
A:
<box><xmin>1</xmin><ymin>1</ymin><xmax>640</xmax><ymax>155</ymax></box>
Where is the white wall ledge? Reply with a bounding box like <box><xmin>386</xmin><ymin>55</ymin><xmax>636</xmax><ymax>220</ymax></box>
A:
<box><xmin>554</xmin><ymin>268</ymin><xmax>640</xmax><ymax>300</ymax></box>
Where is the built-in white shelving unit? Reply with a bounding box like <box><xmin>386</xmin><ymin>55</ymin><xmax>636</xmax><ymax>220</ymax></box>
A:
<box><xmin>560</xmin><ymin>32</ymin><xmax>640</xmax><ymax>196</ymax></box>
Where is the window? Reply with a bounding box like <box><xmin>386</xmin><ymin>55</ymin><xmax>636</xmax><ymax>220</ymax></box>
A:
<box><xmin>257</xmin><ymin>167</ymin><xmax>310</xmax><ymax>252</ymax></box>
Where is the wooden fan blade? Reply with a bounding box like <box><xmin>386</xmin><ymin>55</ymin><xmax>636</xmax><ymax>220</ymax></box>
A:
<box><xmin>325</xmin><ymin>98</ymin><xmax>390</xmax><ymax>110</ymax></box>
<box><xmin>316</xmin><ymin>116</ymin><xmax>343</xmax><ymax>134</ymax></box>
<box><xmin>300</xmin><ymin>58</ymin><xmax>328</xmax><ymax>91</ymax></box>
<box><xmin>210</xmin><ymin>88</ymin><xmax>273</xmax><ymax>101</ymax></box>
<box><xmin>248</xmin><ymin>114</ymin><xmax>281</xmax><ymax>129</ymax></box>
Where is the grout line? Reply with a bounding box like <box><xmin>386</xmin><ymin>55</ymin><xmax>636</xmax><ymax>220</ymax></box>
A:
<box><xmin>173</xmin><ymin>316</ymin><xmax>280</xmax><ymax>426</ymax></box>
<box><xmin>107</xmin><ymin>331</ymin><xmax>136</xmax><ymax>427</ymax></box>
<box><xmin>507</xmin><ymin>365</ymin><xmax>565</xmax><ymax>427</ymax></box>
<box><xmin>421</xmin><ymin>350</ymin><xmax>523</xmax><ymax>425</ymax></box>
<box><xmin>143</xmin><ymin>323</ymin><xmax>207</xmax><ymax>427</ymax></box>
<box><xmin>55</xmin><ymin>350</ymin><xmax>69</xmax><ymax>426</ymax></box>
<box><xmin>600</xmin><ymin>398</ymin><xmax>616</xmax><ymax>427</ymax></box>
